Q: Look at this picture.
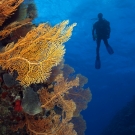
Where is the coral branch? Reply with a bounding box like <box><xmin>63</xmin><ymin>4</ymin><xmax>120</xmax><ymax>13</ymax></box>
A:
<box><xmin>39</xmin><ymin>74</ymin><xmax>79</xmax><ymax>110</ymax></box>
<box><xmin>71</xmin><ymin>115</ymin><xmax>86</xmax><ymax>135</ymax></box>
<box><xmin>0</xmin><ymin>20</ymin><xmax>76</xmax><ymax>86</ymax></box>
<box><xmin>0</xmin><ymin>18</ymin><xmax>32</xmax><ymax>40</ymax></box>
<box><xmin>11</xmin><ymin>74</ymin><xmax>79</xmax><ymax>134</ymax></box>
<box><xmin>0</xmin><ymin>0</ymin><xmax>24</xmax><ymax>26</ymax></box>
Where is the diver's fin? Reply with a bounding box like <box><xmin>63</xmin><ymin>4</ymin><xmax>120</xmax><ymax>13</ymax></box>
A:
<box><xmin>106</xmin><ymin>45</ymin><xmax>114</xmax><ymax>54</ymax></box>
<box><xmin>95</xmin><ymin>58</ymin><xmax>101</xmax><ymax>69</ymax></box>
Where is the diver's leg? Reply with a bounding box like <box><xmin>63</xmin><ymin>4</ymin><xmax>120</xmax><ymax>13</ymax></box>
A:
<box><xmin>95</xmin><ymin>38</ymin><xmax>101</xmax><ymax>69</ymax></box>
<box><xmin>96</xmin><ymin>38</ymin><xmax>101</xmax><ymax>59</ymax></box>
<box><xmin>103</xmin><ymin>38</ymin><xmax>114</xmax><ymax>54</ymax></box>
<box><xmin>103</xmin><ymin>38</ymin><xmax>109</xmax><ymax>46</ymax></box>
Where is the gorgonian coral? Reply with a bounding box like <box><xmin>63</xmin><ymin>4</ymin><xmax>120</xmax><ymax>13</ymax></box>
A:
<box><xmin>0</xmin><ymin>1</ymin><xmax>91</xmax><ymax>135</ymax></box>
<box><xmin>0</xmin><ymin>0</ymin><xmax>24</xmax><ymax>26</ymax></box>
<box><xmin>0</xmin><ymin>18</ymin><xmax>32</xmax><ymax>40</ymax></box>
<box><xmin>0</xmin><ymin>20</ymin><xmax>76</xmax><ymax>86</ymax></box>
<box><xmin>11</xmin><ymin>74</ymin><xmax>79</xmax><ymax>135</ymax></box>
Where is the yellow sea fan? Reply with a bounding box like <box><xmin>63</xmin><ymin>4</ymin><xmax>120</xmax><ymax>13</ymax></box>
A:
<box><xmin>0</xmin><ymin>20</ymin><xmax>77</xmax><ymax>86</ymax></box>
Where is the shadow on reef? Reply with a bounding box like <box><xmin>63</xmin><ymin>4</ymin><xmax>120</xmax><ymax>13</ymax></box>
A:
<box><xmin>101</xmin><ymin>96</ymin><xmax>135</xmax><ymax>135</ymax></box>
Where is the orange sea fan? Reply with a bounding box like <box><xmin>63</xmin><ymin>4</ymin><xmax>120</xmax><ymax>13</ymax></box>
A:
<box><xmin>63</xmin><ymin>64</ymin><xmax>75</xmax><ymax>79</ymax></box>
<box><xmin>0</xmin><ymin>0</ymin><xmax>24</xmax><ymax>26</ymax></box>
<box><xmin>11</xmin><ymin>74</ymin><xmax>79</xmax><ymax>135</ymax></box>
<box><xmin>38</xmin><ymin>73</ymin><xmax>79</xmax><ymax>111</ymax></box>
<box><xmin>71</xmin><ymin>115</ymin><xmax>86</xmax><ymax>135</ymax></box>
<box><xmin>36</xmin><ymin>74</ymin><xmax>79</xmax><ymax>134</ymax></box>
<box><xmin>46</xmin><ymin>60</ymin><xmax>64</xmax><ymax>84</ymax></box>
<box><xmin>64</xmin><ymin>74</ymin><xmax>92</xmax><ymax>117</ymax></box>
<box><xmin>0</xmin><ymin>20</ymin><xmax>77</xmax><ymax>86</ymax></box>
<box><xmin>11</xmin><ymin>112</ymin><xmax>77</xmax><ymax>135</ymax></box>
<box><xmin>25</xmin><ymin>112</ymin><xmax>77</xmax><ymax>135</ymax></box>
<box><xmin>0</xmin><ymin>18</ymin><xmax>32</xmax><ymax>40</ymax></box>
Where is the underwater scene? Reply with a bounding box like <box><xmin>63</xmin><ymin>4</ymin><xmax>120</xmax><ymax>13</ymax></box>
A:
<box><xmin>0</xmin><ymin>0</ymin><xmax>135</xmax><ymax>135</ymax></box>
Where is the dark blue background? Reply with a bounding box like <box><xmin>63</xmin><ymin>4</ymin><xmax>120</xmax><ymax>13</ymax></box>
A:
<box><xmin>33</xmin><ymin>0</ymin><xmax>135</xmax><ymax>134</ymax></box>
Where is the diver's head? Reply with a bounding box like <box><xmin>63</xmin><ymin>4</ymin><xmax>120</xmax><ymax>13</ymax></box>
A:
<box><xmin>98</xmin><ymin>13</ymin><xmax>103</xmax><ymax>19</ymax></box>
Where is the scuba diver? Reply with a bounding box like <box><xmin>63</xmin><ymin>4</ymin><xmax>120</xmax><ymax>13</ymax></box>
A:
<box><xmin>92</xmin><ymin>13</ymin><xmax>114</xmax><ymax>69</ymax></box>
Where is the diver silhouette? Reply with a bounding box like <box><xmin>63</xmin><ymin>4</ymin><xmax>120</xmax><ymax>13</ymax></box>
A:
<box><xmin>92</xmin><ymin>13</ymin><xmax>114</xmax><ymax>69</ymax></box>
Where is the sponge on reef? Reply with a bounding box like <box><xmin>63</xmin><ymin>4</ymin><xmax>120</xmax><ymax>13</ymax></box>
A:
<box><xmin>21</xmin><ymin>87</ymin><xmax>42</xmax><ymax>115</ymax></box>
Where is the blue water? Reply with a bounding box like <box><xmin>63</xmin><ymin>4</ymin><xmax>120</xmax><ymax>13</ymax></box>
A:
<box><xmin>33</xmin><ymin>0</ymin><xmax>135</xmax><ymax>135</ymax></box>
